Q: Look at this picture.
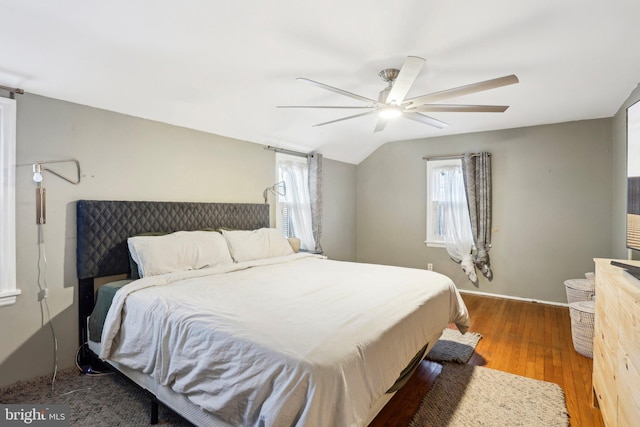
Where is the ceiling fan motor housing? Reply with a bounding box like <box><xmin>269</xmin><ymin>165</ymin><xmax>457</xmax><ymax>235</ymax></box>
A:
<box><xmin>378</xmin><ymin>69</ymin><xmax>399</xmax><ymax>103</ymax></box>
<box><xmin>378</xmin><ymin>87</ymin><xmax>391</xmax><ymax>103</ymax></box>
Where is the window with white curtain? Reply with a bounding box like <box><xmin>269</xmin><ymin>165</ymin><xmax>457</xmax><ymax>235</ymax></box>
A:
<box><xmin>276</xmin><ymin>153</ymin><xmax>315</xmax><ymax>251</ymax></box>
<box><xmin>0</xmin><ymin>97</ymin><xmax>19</xmax><ymax>307</ymax></box>
<box><xmin>426</xmin><ymin>158</ymin><xmax>470</xmax><ymax>247</ymax></box>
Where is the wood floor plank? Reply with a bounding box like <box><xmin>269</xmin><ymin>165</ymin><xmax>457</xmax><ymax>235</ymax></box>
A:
<box><xmin>550</xmin><ymin>306</ymin><xmax>565</xmax><ymax>387</ymax></box>
<box><xmin>369</xmin><ymin>293</ymin><xmax>604</xmax><ymax>427</ymax></box>
<box><xmin>513</xmin><ymin>299</ymin><xmax>531</xmax><ymax>376</ymax></box>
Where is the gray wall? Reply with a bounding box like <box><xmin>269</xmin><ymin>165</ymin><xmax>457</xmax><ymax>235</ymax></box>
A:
<box><xmin>612</xmin><ymin>83</ymin><xmax>640</xmax><ymax>260</ymax></box>
<box><xmin>322</xmin><ymin>159</ymin><xmax>357</xmax><ymax>261</ymax></box>
<box><xmin>0</xmin><ymin>93</ymin><xmax>357</xmax><ymax>387</ymax></box>
<box><xmin>357</xmin><ymin>119</ymin><xmax>613</xmax><ymax>303</ymax></box>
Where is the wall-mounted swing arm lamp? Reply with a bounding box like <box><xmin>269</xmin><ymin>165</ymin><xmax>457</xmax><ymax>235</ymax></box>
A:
<box><xmin>32</xmin><ymin>159</ymin><xmax>81</xmax><ymax>185</ymax></box>
<box><xmin>263</xmin><ymin>181</ymin><xmax>286</xmax><ymax>204</ymax></box>
<box><xmin>30</xmin><ymin>159</ymin><xmax>81</xmax><ymax>224</ymax></box>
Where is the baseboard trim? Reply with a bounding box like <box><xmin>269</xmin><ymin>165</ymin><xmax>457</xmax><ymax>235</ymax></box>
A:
<box><xmin>457</xmin><ymin>288</ymin><xmax>568</xmax><ymax>307</ymax></box>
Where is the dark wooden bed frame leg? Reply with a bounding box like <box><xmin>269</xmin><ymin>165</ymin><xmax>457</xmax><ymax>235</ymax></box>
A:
<box><xmin>150</xmin><ymin>396</ymin><xmax>159</xmax><ymax>425</ymax></box>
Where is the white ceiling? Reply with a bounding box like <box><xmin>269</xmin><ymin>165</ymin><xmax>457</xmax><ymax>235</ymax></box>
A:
<box><xmin>2</xmin><ymin>0</ymin><xmax>640</xmax><ymax>164</ymax></box>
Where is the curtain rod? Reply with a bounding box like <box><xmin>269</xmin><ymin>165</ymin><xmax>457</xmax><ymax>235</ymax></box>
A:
<box><xmin>423</xmin><ymin>152</ymin><xmax>490</xmax><ymax>161</ymax></box>
<box><xmin>264</xmin><ymin>146</ymin><xmax>309</xmax><ymax>158</ymax></box>
<box><xmin>0</xmin><ymin>84</ymin><xmax>25</xmax><ymax>99</ymax></box>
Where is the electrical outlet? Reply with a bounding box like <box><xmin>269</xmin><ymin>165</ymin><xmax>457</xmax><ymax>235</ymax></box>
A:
<box><xmin>427</xmin><ymin>263</ymin><xmax>433</xmax><ymax>271</ymax></box>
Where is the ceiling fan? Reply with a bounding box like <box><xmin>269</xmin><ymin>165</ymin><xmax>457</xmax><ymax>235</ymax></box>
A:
<box><xmin>278</xmin><ymin>56</ymin><xmax>519</xmax><ymax>132</ymax></box>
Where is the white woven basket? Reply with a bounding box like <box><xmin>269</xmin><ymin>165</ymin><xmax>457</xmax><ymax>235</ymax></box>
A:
<box><xmin>564</xmin><ymin>278</ymin><xmax>595</xmax><ymax>304</ymax></box>
<box><xmin>569</xmin><ymin>300</ymin><xmax>595</xmax><ymax>358</ymax></box>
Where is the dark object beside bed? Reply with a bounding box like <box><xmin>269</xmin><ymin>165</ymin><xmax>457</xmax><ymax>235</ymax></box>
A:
<box><xmin>88</xmin><ymin>279</ymin><xmax>132</xmax><ymax>342</ymax></box>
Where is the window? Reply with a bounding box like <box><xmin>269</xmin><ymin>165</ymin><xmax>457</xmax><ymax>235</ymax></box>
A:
<box><xmin>275</xmin><ymin>153</ymin><xmax>315</xmax><ymax>251</ymax></box>
<box><xmin>0</xmin><ymin>97</ymin><xmax>19</xmax><ymax>306</ymax></box>
<box><xmin>425</xmin><ymin>158</ymin><xmax>468</xmax><ymax>247</ymax></box>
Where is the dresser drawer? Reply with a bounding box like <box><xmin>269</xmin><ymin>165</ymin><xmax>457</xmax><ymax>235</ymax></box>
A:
<box><xmin>595</xmin><ymin>302</ymin><xmax>618</xmax><ymax>359</ymax></box>
<box><xmin>593</xmin><ymin>366</ymin><xmax>617</xmax><ymax>427</ymax></box>
<box><xmin>618</xmin><ymin>286</ymin><xmax>640</xmax><ymax>371</ymax></box>
<box><xmin>616</xmin><ymin>351</ymin><xmax>640</xmax><ymax>426</ymax></box>
<box><xmin>596</xmin><ymin>274</ymin><xmax>617</xmax><ymax>309</ymax></box>
<box><xmin>593</xmin><ymin>339</ymin><xmax>616</xmax><ymax>413</ymax></box>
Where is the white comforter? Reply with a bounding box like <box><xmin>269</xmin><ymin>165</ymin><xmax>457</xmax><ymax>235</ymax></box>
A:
<box><xmin>101</xmin><ymin>253</ymin><xmax>469</xmax><ymax>427</ymax></box>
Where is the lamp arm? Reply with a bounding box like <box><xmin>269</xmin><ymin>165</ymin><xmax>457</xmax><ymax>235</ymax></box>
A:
<box><xmin>37</xmin><ymin>159</ymin><xmax>81</xmax><ymax>185</ymax></box>
<box><xmin>262</xmin><ymin>181</ymin><xmax>287</xmax><ymax>204</ymax></box>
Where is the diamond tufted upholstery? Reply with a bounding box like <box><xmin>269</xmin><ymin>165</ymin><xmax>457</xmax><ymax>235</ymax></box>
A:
<box><xmin>76</xmin><ymin>200</ymin><xmax>269</xmax><ymax>279</ymax></box>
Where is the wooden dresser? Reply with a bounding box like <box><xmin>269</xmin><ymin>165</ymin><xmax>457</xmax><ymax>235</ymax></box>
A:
<box><xmin>593</xmin><ymin>259</ymin><xmax>640</xmax><ymax>426</ymax></box>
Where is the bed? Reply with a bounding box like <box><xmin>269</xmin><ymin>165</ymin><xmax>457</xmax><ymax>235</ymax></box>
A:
<box><xmin>76</xmin><ymin>200</ymin><xmax>470</xmax><ymax>427</ymax></box>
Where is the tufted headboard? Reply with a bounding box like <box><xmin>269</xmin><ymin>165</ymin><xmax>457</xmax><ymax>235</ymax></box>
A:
<box><xmin>76</xmin><ymin>199</ymin><xmax>270</xmax><ymax>348</ymax></box>
<box><xmin>76</xmin><ymin>200</ymin><xmax>269</xmax><ymax>280</ymax></box>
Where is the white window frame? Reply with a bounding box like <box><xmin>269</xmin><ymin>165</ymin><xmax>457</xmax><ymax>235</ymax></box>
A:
<box><xmin>0</xmin><ymin>97</ymin><xmax>19</xmax><ymax>307</ymax></box>
<box><xmin>275</xmin><ymin>153</ymin><xmax>309</xmax><ymax>237</ymax></box>
<box><xmin>425</xmin><ymin>158</ymin><xmax>464</xmax><ymax>247</ymax></box>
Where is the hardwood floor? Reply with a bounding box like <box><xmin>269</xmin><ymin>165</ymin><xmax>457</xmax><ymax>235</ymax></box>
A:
<box><xmin>369</xmin><ymin>293</ymin><xmax>604</xmax><ymax>426</ymax></box>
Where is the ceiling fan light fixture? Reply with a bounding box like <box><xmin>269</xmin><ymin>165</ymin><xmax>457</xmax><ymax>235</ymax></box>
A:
<box><xmin>379</xmin><ymin>106</ymin><xmax>402</xmax><ymax>119</ymax></box>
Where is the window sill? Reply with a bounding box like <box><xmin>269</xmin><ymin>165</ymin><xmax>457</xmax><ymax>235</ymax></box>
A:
<box><xmin>0</xmin><ymin>289</ymin><xmax>21</xmax><ymax>307</ymax></box>
<box><xmin>424</xmin><ymin>240</ymin><xmax>445</xmax><ymax>248</ymax></box>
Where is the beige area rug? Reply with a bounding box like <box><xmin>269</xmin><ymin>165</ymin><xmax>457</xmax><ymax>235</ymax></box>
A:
<box><xmin>426</xmin><ymin>328</ymin><xmax>483</xmax><ymax>363</ymax></box>
<box><xmin>410</xmin><ymin>363</ymin><xmax>569</xmax><ymax>427</ymax></box>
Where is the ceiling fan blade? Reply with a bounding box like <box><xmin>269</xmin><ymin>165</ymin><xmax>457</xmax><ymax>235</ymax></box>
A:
<box><xmin>405</xmin><ymin>74</ymin><xmax>519</xmax><ymax>106</ymax></box>
<box><xmin>411</xmin><ymin>104</ymin><xmax>509</xmax><ymax>113</ymax></box>
<box><xmin>277</xmin><ymin>105</ymin><xmax>375</xmax><ymax>109</ymax></box>
<box><xmin>297</xmin><ymin>78</ymin><xmax>380</xmax><ymax>105</ymax></box>
<box><xmin>312</xmin><ymin>110</ymin><xmax>378</xmax><ymax>127</ymax></box>
<box><xmin>385</xmin><ymin>56</ymin><xmax>426</xmax><ymax>105</ymax></box>
<box><xmin>403</xmin><ymin>112</ymin><xmax>448</xmax><ymax>129</ymax></box>
<box><xmin>374</xmin><ymin>118</ymin><xmax>388</xmax><ymax>133</ymax></box>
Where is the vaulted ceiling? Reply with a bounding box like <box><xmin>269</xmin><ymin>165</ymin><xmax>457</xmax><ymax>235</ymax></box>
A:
<box><xmin>2</xmin><ymin>1</ymin><xmax>640</xmax><ymax>164</ymax></box>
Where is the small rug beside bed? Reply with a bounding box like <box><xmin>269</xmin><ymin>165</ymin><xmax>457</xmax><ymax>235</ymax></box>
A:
<box><xmin>426</xmin><ymin>328</ymin><xmax>483</xmax><ymax>363</ymax></box>
<box><xmin>409</xmin><ymin>363</ymin><xmax>570</xmax><ymax>427</ymax></box>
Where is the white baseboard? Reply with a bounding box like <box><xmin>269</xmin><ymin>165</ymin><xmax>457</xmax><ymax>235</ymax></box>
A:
<box><xmin>457</xmin><ymin>288</ymin><xmax>568</xmax><ymax>307</ymax></box>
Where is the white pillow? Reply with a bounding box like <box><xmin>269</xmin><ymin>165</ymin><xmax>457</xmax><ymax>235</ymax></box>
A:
<box><xmin>221</xmin><ymin>228</ymin><xmax>294</xmax><ymax>262</ymax></box>
<box><xmin>127</xmin><ymin>231</ymin><xmax>233</xmax><ymax>277</ymax></box>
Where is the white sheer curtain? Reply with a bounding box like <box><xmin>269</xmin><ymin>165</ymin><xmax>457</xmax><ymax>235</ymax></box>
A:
<box><xmin>438</xmin><ymin>165</ymin><xmax>477</xmax><ymax>282</ymax></box>
<box><xmin>279</xmin><ymin>159</ymin><xmax>315</xmax><ymax>251</ymax></box>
